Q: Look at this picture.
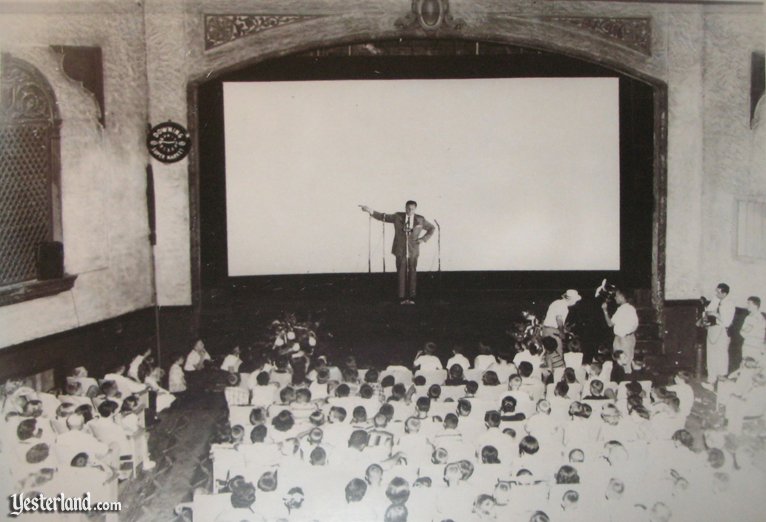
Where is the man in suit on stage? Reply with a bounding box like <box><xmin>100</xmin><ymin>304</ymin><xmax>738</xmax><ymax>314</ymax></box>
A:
<box><xmin>360</xmin><ymin>200</ymin><xmax>435</xmax><ymax>304</ymax></box>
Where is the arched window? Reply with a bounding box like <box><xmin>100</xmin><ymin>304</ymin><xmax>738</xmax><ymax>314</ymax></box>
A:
<box><xmin>0</xmin><ymin>53</ymin><xmax>62</xmax><ymax>288</ymax></box>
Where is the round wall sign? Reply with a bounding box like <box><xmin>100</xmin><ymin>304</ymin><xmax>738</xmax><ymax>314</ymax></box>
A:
<box><xmin>147</xmin><ymin>121</ymin><xmax>191</xmax><ymax>163</ymax></box>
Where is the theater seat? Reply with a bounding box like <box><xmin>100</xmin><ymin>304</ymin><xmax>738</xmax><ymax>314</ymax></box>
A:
<box><xmin>564</xmin><ymin>352</ymin><xmax>583</xmax><ymax>369</ymax></box>
<box><xmin>440</xmin><ymin>385</ymin><xmax>466</xmax><ymax>402</ymax></box>
<box><xmin>211</xmin><ymin>446</ymin><xmax>245</xmax><ymax>493</ymax></box>
<box><xmin>415</xmin><ymin>369</ymin><xmax>447</xmax><ymax>386</ymax></box>
<box><xmin>381</xmin><ymin>367</ymin><xmax>413</xmax><ymax>386</ymax></box>
<box><xmin>224</xmin><ymin>387</ymin><xmax>250</xmax><ymax>407</ymax></box>
<box><xmin>191</xmin><ymin>492</ymin><xmax>233</xmax><ymax>520</ymax></box>
<box><xmin>228</xmin><ymin>405</ymin><xmax>254</xmax><ymax>428</ymax></box>
<box><xmin>493</xmin><ymin>366</ymin><xmax>515</xmax><ymax>384</ymax></box>
<box><xmin>464</xmin><ymin>369</ymin><xmax>485</xmax><ymax>382</ymax></box>
<box><xmin>88</xmin><ymin>420</ymin><xmax>135</xmax><ymax>480</ymax></box>
<box><xmin>430</xmin><ymin>401</ymin><xmax>458</xmax><ymax>418</ymax></box>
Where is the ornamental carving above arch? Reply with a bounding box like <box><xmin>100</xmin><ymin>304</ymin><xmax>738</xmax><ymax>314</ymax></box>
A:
<box><xmin>0</xmin><ymin>53</ymin><xmax>58</xmax><ymax>123</ymax></box>
<box><xmin>542</xmin><ymin>16</ymin><xmax>652</xmax><ymax>56</ymax></box>
<box><xmin>395</xmin><ymin>0</ymin><xmax>466</xmax><ymax>33</ymax></box>
<box><xmin>204</xmin><ymin>14</ymin><xmax>327</xmax><ymax>50</ymax></box>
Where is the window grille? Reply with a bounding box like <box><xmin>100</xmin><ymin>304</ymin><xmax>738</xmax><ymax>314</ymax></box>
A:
<box><xmin>0</xmin><ymin>54</ymin><xmax>58</xmax><ymax>285</ymax></box>
<box><xmin>737</xmin><ymin>199</ymin><xmax>766</xmax><ymax>260</ymax></box>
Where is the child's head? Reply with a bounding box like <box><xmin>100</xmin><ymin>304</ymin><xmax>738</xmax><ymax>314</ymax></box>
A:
<box><xmin>542</xmin><ymin>336</ymin><xmax>558</xmax><ymax>354</ymax></box>
<box><xmin>352</xmin><ymin>406</ymin><xmax>367</xmax><ymax>424</ymax></box>
<box><xmin>589</xmin><ymin>380</ymin><xmax>605</xmax><ymax>396</ymax></box>
<box><xmin>561</xmin><ymin>490</ymin><xmax>579</xmax><ymax>510</ymax></box>
<box><xmin>295</xmin><ymin>388</ymin><xmax>311</xmax><ymax>404</ymax></box>
<box><xmin>279</xmin><ymin>386</ymin><xmax>296</xmax><ymax>404</ymax></box>
<box><xmin>345</xmin><ymin>478</ymin><xmax>367</xmax><ymax>503</ymax></box>
<box><xmin>480</xmin><ymin>446</ymin><xmax>500</xmax><ymax>464</ymax></box>
<box><xmin>482</xmin><ymin>371</ymin><xmax>499</xmax><ymax>386</ymax></box>
<box><xmin>501</xmin><ymin>395</ymin><xmax>518</xmax><ymax>413</ymax></box>
<box><xmin>364</xmin><ymin>369</ymin><xmax>379</xmax><ymax>383</ymax></box>
<box><xmin>457</xmin><ymin>399</ymin><xmax>472</xmax><ymax>417</ymax></box>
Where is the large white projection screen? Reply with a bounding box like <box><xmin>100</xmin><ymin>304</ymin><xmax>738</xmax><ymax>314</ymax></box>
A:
<box><xmin>224</xmin><ymin>78</ymin><xmax>620</xmax><ymax>276</ymax></box>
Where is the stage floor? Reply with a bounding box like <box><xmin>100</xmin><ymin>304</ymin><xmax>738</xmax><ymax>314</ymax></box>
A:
<box><xmin>198</xmin><ymin>283</ymin><xmax>616</xmax><ymax>371</ymax></box>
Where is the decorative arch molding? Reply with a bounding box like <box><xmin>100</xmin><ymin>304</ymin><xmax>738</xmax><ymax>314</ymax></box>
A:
<box><xmin>0</xmin><ymin>53</ymin><xmax>60</xmax><ymax>124</ymax></box>
<box><xmin>5</xmin><ymin>47</ymin><xmax>103</xmax><ymax>130</ymax></box>
<box><xmin>202</xmin><ymin>12</ymin><xmax>652</xmax><ymax>58</ymax></box>
<box><xmin>531</xmin><ymin>16</ymin><xmax>652</xmax><ymax>57</ymax></box>
<box><xmin>204</xmin><ymin>14</ymin><xmax>329</xmax><ymax>50</ymax></box>
<box><xmin>192</xmin><ymin>14</ymin><xmax>663</xmax><ymax>87</ymax></box>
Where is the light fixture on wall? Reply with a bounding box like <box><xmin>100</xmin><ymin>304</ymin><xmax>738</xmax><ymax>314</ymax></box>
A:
<box><xmin>395</xmin><ymin>0</ymin><xmax>465</xmax><ymax>33</ymax></box>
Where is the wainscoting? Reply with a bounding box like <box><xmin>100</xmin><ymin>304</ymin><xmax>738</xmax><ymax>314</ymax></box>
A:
<box><xmin>0</xmin><ymin>306</ymin><xmax>195</xmax><ymax>388</ymax></box>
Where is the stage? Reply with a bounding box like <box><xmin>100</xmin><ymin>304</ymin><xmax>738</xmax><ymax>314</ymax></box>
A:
<box><xmin>196</xmin><ymin>276</ymin><xmax>660</xmax><ymax>375</ymax></box>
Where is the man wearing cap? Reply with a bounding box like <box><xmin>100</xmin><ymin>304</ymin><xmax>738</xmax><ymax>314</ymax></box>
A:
<box><xmin>542</xmin><ymin>290</ymin><xmax>582</xmax><ymax>353</ymax></box>
<box><xmin>601</xmin><ymin>289</ymin><xmax>639</xmax><ymax>374</ymax></box>
<box><xmin>360</xmin><ymin>201</ymin><xmax>435</xmax><ymax>304</ymax></box>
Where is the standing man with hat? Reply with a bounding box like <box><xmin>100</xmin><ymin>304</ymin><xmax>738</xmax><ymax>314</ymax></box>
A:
<box><xmin>359</xmin><ymin>201</ymin><xmax>435</xmax><ymax>304</ymax></box>
<box><xmin>542</xmin><ymin>289</ymin><xmax>582</xmax><ymax>353</ymax></box>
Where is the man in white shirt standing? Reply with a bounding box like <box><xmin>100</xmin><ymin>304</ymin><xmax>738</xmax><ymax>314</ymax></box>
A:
<box><xmin>704</xmin><ymin>283</ymin><xmax>735</xmax><ymax>384</ymax></box>
<box><xmin>601</xmin><ymin>289</ymin><xmax>639</xmax><ymax>374</ymax></box>
<box><xmin>542</xmin><ymin>289</ymin><xmax>582</xmax><ymax>352</ymax></box>
<box><xmin>740</xmin><ymin>296</ymin><xmax>765</xmax><ymax>364</ymax></box>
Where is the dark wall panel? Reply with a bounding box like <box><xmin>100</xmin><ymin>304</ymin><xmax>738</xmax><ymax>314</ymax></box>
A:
<box><xmin>0</xmin><ymin>306</ymin><xmax>195</xmax><ymax>388</ymax></box>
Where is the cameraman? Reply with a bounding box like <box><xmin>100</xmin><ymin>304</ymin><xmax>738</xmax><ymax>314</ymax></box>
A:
<box><xmin>542</xmin><ymin>289</ymin><xmax>582</xmax><ymax>353</ymax></box>
<box><xmin>601</xmin><ymin>289</ymin><xmax>638</xmax><ymax>374</ymax></box>
<box><xmin>704</xmin><ymin>283</ymin><xmax>735</xmax><ymax>384</ymax></box>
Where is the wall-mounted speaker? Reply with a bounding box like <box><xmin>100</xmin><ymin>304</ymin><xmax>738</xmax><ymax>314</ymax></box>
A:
<box><xmin>37</xmin><ymin>241</ymin><xmax>64</xmax><ymax>280</ymax></box>
<box><xmin>751</xmin><ymin>51</ymin><xmax>765</xmax><ymax>127</ymax></box>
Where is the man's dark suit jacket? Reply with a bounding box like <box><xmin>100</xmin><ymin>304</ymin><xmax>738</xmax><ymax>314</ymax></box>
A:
<box><xmin>371</xmin><ymin>211</ymin><xmax>435</xmax><ymax>257</ymax></box>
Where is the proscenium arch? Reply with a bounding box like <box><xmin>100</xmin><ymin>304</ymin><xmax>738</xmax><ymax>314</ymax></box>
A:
<box><xmin>191</xmin><ymin>15</ymin><xmax>664</xmax><ymax>85</ymax></box>
<box><xmin>187</xmin><ymin>32</ymin><xmax>667</xmax><ymax>317</ymax></box>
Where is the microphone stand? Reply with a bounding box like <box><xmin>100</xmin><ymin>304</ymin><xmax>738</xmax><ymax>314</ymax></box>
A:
<box><xmin>404</xmin><ymin>218</ymin><xmax>410</xmax><ymax>303</ymax></box>
<box><xmin>434</xmin><ymin>219</ymin><xmax>441</xmax><ymax>296</ymax></box>
<box><xmin>382</xmin><ymin>214</ymin><xmax>386</xmax><ymax>273</ymax></box>
<box><xmin>367</xmin><ymin>213</ymin><xmax>372</xmax><ymax>273</ymax></box>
